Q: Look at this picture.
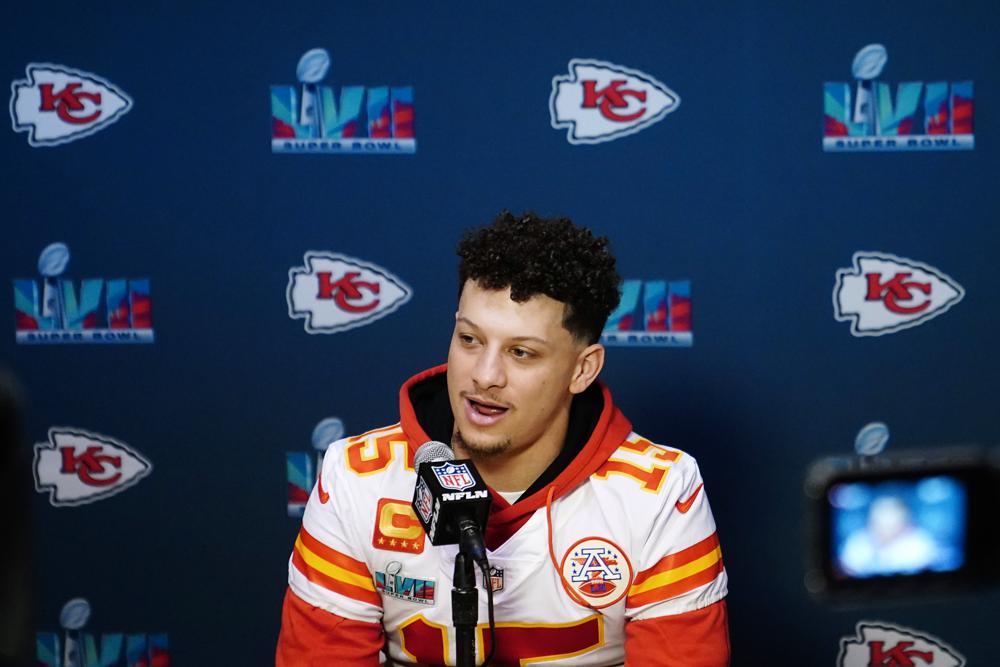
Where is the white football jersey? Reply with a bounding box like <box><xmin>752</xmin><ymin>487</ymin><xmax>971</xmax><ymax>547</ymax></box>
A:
<box><xmin>287</xmin><ymin>403</ymin><xmax>727</xmax><ymax>667</ymax></box>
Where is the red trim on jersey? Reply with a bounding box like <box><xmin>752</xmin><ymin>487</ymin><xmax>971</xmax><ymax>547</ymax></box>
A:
<box><xmin>627</xmin><ymin>560</ymin><xmax>724</xmax><ymax>608</ymax></box>
<box><xmin>632</xmin><ymin>532</ymin><xmax>720</xmax><ymax>587</ymax></box>
<box><xmin>625</xmin><ymin>599</ymin><xmax>730</xmax><ymax>667</ymax></box>
<box><xmin>298</xmin><ymin>527</ymin><xmax>371</xmax><ymax>578</ymax></box>
<box><xmin>276</xmin><ymin>588</ymin><xmax>383</xmax><ymax>666</ymax></box>
<box><xmin>291</xmin><ymin>528</ymin><xmax>381</xmax><ymax>607</ymax></box>
<box><xmin>398</xmin><ymin>365</ymin><xmax>634</xmax><ymax>551</ymax></box>
<box><xmin>626</xmin><ymin>532</ymin><xmax>724</xmax><ymax>609</ymax></box>
<box><xmin>291</xmin><ymin>547</ymin><xmax>382</xmax><ymax>608</ymax></box>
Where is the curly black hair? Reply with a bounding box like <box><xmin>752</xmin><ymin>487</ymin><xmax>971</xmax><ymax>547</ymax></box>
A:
<box><xmin>456</xmin><ymin>211</ymin><xmax>621</xmax><ymax>344</ymax></box>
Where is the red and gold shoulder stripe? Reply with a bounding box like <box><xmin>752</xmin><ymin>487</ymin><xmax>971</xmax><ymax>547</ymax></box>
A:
<box><xmin>626</xmin><ymin>532</ymin><xmax>724</xmax><ymax>609</ymax></box>
<box><xmin>291</xmin><ymin>527</ymin><xmax>381</xmax><ymax>608</ymax></box>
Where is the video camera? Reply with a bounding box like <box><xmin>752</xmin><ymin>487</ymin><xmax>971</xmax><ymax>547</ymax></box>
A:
<box><xmin>805</xmin><ymin>446</ymin><xmax>1000</xmax><ymax>602</ymax></box>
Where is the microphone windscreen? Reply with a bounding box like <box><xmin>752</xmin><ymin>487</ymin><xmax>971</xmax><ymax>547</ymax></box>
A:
<box><xmin>414</xmin><ymin>440</ymin><xmax>454</xmax><ymax>468</ymax></box>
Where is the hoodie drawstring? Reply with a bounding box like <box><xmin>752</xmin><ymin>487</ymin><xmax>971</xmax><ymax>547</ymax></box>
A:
<box><xmin>545</xmin><ymin>485</ymin><xmax>600</xmax><ymax>612</ymax></box>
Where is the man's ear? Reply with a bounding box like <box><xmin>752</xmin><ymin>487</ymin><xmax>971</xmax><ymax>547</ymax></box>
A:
<box><xmin>569</xmin><ymin>343</ymin><xmax>605</xmax><ymax>395</ymax></box>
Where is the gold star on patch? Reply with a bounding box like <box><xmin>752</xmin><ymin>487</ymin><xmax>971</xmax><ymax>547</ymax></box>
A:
<box><xmin>401</xmin><ymin>541</ymin><xmax>409</xmax><ymax>549</ymax></box>
<box><xmin>390</xmin><ymin>539</ymin><xmax>397</xmax><ymax>547</ymax></box>
<box><xmin>378</xmin><ymin>537</ymin><xmax>385</xmax><ymax>545</ymax></box>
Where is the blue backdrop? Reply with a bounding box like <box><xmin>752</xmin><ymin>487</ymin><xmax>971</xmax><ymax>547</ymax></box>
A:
<box><xmin>4</xmin><ymin>1</ymin><xmax>998</xmax><ymax>664</ymax></box>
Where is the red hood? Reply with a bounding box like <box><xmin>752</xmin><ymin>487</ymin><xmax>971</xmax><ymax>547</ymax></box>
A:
<box><xmin>398</xmin><ymin>364</ymin><xmax>633</xmax><ymax>550</ymax></box>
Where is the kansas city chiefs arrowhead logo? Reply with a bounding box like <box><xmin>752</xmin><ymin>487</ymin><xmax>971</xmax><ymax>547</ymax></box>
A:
<box><xmin>550</xmin><ymin>59</ymin><xmax>680</xmax><ymax>144</ymax></box>
<box><xmin>833</xmin><ymin>252</ymin><xmax>964</xmax><ymax>336</ymax></box>
<box><xmin>287</xmin><ymin>252</ymin><xmax>412</xmax><ymax>334</ymax></box>
<box><xmin>838</xmin><ymin>621</ymin><xmax>965</xmax><ymax>667</ymax></box>
<box><xmin>33</xmin><ymin>428</ymin><xmax>152</xmax><ymax>506</ymax></box>
<box><xmin>10</xmin><ymin>63</ymin><xmax>132</xmax><ymax>147</ymax></box>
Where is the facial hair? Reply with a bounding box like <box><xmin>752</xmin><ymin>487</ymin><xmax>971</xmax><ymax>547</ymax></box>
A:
<box><xmin>452</xmin><ymin>429</ymin><xmax>512</xmax><ymax>459</ymax></box>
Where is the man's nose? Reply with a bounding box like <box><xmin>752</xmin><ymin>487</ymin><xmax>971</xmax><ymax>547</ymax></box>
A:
<box><xmin>472</xmin><ymin>346</ymin><xmax>506</xmax><ymax>390</ymax></box>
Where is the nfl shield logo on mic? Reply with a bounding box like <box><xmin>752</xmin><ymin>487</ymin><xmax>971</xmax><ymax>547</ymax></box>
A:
<box><xmin>432</xmin><ymin>462</ymin><xmax>475</xmax><ymax>491</ymax></box>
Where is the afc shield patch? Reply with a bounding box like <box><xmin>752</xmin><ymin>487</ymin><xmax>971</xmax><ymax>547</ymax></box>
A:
<box><xmin>560</xmin><ymin>537</ymin><xmax>633</xmax><ymax>609</ymax></box>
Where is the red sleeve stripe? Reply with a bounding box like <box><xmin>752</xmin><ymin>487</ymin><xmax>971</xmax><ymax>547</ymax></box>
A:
<box><xmin>626</xmin><ymin>533</ymin><xmax>724</xmax><ymax>608</ymax></box>
<box><xmin>631</xmin><ymin>532</ymin><xmax>719</xmax><ymax>588</ymax></box>
<box><xmin>626</xmin><ymin>556</ymin><xmax>724</xmax><ymax>608</ymax></box>
<box><xmin>291</xmin><ymin>540</ymin><xmax>381</xmax><ymax>608</ymax></box>
<box><xmin>298</xmin><ymin>527</ymin><xmax>371</xmax><ymax>578</ymax></box>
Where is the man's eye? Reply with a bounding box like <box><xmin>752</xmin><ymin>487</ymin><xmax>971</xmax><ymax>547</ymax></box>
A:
<box><xmin>459</xmin><ymin>333</ymin><xmax>476</xmax><ymax>345</ymax></box>
<box><xmin>511</xmin><ymin>347</ymin><xmax>533</xmax><ymax>359</ymax></box>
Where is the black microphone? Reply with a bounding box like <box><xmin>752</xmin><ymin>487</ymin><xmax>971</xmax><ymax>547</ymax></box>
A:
<box><xmin>412</xmin><ymin>441</ymin><xmax>492</xmax><ymax>563</ymax></box>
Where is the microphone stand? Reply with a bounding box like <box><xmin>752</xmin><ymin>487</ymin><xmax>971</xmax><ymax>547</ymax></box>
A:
<box><xmin>411</xmin><ymin>447</ymin><xmax>492</xmax><ymax>667</ymax></box>
<box><xmin>452</xmin><ymin>550</ymin><xmax>478</xmax><ymax>667</ymax></box>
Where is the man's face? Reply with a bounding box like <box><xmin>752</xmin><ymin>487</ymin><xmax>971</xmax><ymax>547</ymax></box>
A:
<box><xmin>446</xmin><ymin>280</ymin><xmax>586</xmax><ymax>459</ymax></box>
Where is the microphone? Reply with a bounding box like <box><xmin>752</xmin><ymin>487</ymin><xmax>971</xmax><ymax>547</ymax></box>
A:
<box><xmin>412</xmin><ymin>441</ymin><xmax>492</xmax><ymax>563</ymax></box>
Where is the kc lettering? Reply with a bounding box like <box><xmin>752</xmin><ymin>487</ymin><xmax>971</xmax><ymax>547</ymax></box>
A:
<box><xmin>317</xmin><ymin>271</ymin><xmax>381</xmax><ymax>313</ymax></box>
<box><xmin>288</xmin><ymin>252</ymin><xmax>411</xmax><ymax>334</ymax></box>
<box><xmin>865</xmin><ymin>273</ymin><xmax>930</xmax><ymax>314</ymax></box>
<box><xmin>60</xmin><ymin>446</ymin><xmax>122</xmax><ymax>486</ymax></box>
<box><xmin>582</xmin><ymin>80</ymin><xmax>647</xmax><ymax>122</ymax></box>
<box><xmin>868</xmin><ymin>641</ymin><xmax>933</xmax><ymax>667</ymax></box>
<box><xmin>34</xmin><ymin>428</ymin><xmax>152</xmax><ymax>506</ymax></box>
<box><xmin>834</xmin><ymin>252</ymin><xmax>964</xmax><ymax>336</ymax></box>
<box><xmin>550</xmin><ymin>59</ymin><xmax>679</xmax><ymax>144</ymax></box>
<box><xmin>39</xmin><ymin>83</ymin><xmax>102</xmax><ymax>124</ymax></box>
<box><xmin>11</xmin><ymin>64</ymin><xmax>132</xmax><ymax>146</ymax></box>
<box><xmin>838</xmin><ymin>622</ymin><xmax>964</xmax><ymax>667</ymax></box>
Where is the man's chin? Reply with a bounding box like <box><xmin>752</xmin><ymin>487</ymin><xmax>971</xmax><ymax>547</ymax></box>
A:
<box><xmin>452</xmin><ymin>430</ymin><xmax>511</xmax><ymax>459</ymax></box>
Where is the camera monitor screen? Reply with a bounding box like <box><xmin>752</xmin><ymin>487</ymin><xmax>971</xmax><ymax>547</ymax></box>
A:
<box><xmin>828</xmin><ymin>475</ymin><xmax>966</xmax><ymax>579</ymax></box>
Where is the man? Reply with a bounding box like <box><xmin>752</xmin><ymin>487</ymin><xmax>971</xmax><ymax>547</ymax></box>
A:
<box><xmin>276</xmin><ymin>212</ymin><xmax>729</xmax><ymax>666</ymax></box>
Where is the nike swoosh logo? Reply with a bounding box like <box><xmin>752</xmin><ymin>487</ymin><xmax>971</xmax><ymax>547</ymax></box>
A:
<box><xmin>675</xmin><ymin>483</ymin><xmax>703</xmax><ymax>514</ymax></box>
<box><xmin>317</xmin><ymin>469</ymin><xmax>330</xmax><ymax>504</ymax></box>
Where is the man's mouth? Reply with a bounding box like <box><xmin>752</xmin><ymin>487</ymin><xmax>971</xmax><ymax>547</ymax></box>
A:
<box><xmin>463</xmin><ymin>395</ymin><xmax>510</xmax><ymax>426</ymax></box>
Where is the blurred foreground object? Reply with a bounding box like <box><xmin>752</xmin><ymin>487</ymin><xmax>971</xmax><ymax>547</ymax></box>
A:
<box><xmin>805</xmin><ymin>446</ymin><xmax>1000</xmax><ymax>603</ymax></box>
<box><xmin>0</xmin><ymin>369</ymin><xmax>31</xmax><ymax>666</ymax></box>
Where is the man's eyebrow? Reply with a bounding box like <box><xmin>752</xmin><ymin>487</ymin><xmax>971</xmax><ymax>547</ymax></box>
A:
<box><xmin>455</xmin><ymin>315</ymin><xmax>480</xmax><ymax>329</ymax></box>
<box><xmin>455</xmin><ymin>316</ymin><xmax>550</xmax><ymax>346</ymax></box>
<box><xmin>511</xmin><ymin>335</ymin><xmax>550</xmax><ymax>346</ymax></box>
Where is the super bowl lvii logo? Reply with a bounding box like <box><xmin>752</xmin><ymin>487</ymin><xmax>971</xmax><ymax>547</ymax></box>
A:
<box><xmin>271</xmin><ymin>48</ymin><xmax>415</xmax><ymax>153</ymax></box>
<box><xmin>601</xmin><ymin>278</ymin><xmax>692</xmax><ymax>347</ymax></box>
<box><xmin>37</xmin><ymin>598</ymin><xmax>169</xmax><ymax>667</ymax></box>
<box><xmin>823</xmin><ymin>44</ymin><xmax>973</xmax><ymax>152</ymax></box>
<box><xmin>13</xmin><ymin>243</ymin><xmax>153</xmax><ymax>344</ymax></box>
<box><xmin>287</xmin><ymin>417</ymin><xmax>345</xmax><ymax>517</ymax></box>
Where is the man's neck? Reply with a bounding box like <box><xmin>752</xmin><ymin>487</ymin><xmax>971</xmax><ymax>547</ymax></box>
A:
<box><xmin>453</xmin><ymin>404</ymin><xmax>571</xmax><ymax>493</ymax></box>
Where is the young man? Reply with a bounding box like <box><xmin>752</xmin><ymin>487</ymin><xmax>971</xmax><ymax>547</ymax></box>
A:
<box><xmin>276</xmin><ymin>212</ymin><xmax>729</xmax><ymax>666</ymax></box>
